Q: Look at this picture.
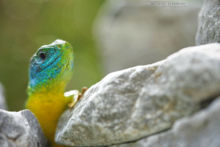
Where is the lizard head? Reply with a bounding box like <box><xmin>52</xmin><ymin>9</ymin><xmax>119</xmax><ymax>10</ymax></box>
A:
<box><xmin>28</xmin><ymin>39</ymin><xmax>74</xmax><ymax>94</ymax></box>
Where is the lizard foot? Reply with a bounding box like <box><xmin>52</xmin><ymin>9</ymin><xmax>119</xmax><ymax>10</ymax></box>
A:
<box><xmin>66</xmin><ymin>87</ymin><xmax>88</xmax><ymax>109</ymax></box>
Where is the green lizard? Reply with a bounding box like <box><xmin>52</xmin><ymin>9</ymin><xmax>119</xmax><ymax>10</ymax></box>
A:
<box><xmin>26</xmin><ymin>39</ymin><xmax>85</xmax><ymax>147</ymax></box>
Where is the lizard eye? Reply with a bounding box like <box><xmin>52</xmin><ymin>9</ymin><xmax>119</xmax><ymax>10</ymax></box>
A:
<box><xmin>39</xmin><ymin>52</ymin><xmax>46</xmax><ymax>60</ymax></box>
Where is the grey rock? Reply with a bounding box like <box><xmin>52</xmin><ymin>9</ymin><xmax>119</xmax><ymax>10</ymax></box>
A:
<box><xmin>0</xmin><ymin>83</ymin><xmax>7</xmax><ymax>110</ymax></box>
<box><xmin>196</xmin><ymin>0</ymin><xmax>220</xmax><ymax>45</ymax></box>
<box><xmin>0</xmin><ymin>109</ymin><xmax>48</xmax><ymax>147</ymax></box>
<box><xmin>55</xmin><ymin>43</ymin><xmax>220</xmax><ymax>146</ymax></box>
<box><xmin>94</xmin><ymin>0</ymin><xmax>202</xmax><ymax>73</ymax></box>
<box><xmin>113</xmin><ymin>97</ymin><xmax>220</xmax><ymax>147</ymax></box>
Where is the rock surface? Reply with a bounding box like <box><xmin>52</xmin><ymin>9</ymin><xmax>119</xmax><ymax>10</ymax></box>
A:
<box><xmin>113</xmin><ymin>97</ymin><xmax>220</xmax><ymax>147</ymax></box>
<box><xmin>55</xmin><ymin>43</ymin><xmax>220</xmax><ymax>146</ymax></box>
<box><xmin>0</xmin><ymin>83</ymin><xmax>7</xmax><ymax>110</ymax></box>
<box><xmin>196</xmin><ymin>0</ymin><xmax>220</xmax><ymax>45</ymax></box>
<box><xmin>0</xmin><ymin>109</ymin><xmax>48</xmax><ymax>147</ymax></box>
<box><xmin>94</xmin><ymin>0</ymin><xmax>201</xmax><ymax>73</ymax></box>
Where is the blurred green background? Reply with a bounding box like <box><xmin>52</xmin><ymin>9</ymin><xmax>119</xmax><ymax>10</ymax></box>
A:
<box><xmin>0</xmin><ymin>0</ymin><xmax>104</xmax><ymax>110</ymax></box>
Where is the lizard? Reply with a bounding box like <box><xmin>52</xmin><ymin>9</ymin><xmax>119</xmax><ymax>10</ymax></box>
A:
<box><xmin>25</xmin><ymin>39</ymin><xmax>86</xmax><ymax>147</ymax></box>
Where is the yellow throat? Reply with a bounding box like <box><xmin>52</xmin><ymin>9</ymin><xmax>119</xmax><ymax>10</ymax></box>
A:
<box><xmin>26</xmin><ymin>85</ymin><xmax>72</xmax><ymax>147</ymax></box>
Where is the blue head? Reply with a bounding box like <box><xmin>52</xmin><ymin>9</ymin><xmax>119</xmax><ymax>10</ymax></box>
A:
<box><xmin>28</xmin><ymin>39</ymin><xmax>74</xmax><ymax>94</ymax></box>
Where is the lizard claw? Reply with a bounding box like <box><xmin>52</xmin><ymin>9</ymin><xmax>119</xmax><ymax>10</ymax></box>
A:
<box><xmin>78</xmin><ymin>87</ymin><xmax>88</xmax><ymax>100</ymax></box>
<box><xmin>68</xmin><ymin>101</ymin><xmax>75</xmax><ymax>108</ymax></box>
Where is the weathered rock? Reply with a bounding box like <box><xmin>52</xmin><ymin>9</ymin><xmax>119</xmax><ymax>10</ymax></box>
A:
<box><xmin>0</xmin><ymin>83</ymin><xmax>7</xmax><ymax>110</ymax></box>
<box><xmin>94</xmin><ymin>0</ymin><xmax>202</xmax><ymax>73</ymax></box>
<box><xmin>0</xmin><ymin>109</ymin><xmax>48</xmax><ymax>147</ymax></box>
<box><xmin>113</xmin><ymin>97</ymin><xmax>220</xmax><ymax>147</ymax></box>
<box><xmin>55</xmin><ymin>43</ymin><xmax>220</xmax><ymax>146</ymax></box>
<box><xmin>196</xmin><ymin>0</ymin><xmax>220</xmax><ymax>45</ymax></box>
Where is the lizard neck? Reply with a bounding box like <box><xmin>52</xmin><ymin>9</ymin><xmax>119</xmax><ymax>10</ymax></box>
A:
<box><xmin>28</xmin><ymin>81</ymin><xmax>66</xmax><ymax>96</ymax></box>
<box><xmin>26</xmin><ymin>81</ymin><xmax>69</xmax><ymax>142</ymax></box>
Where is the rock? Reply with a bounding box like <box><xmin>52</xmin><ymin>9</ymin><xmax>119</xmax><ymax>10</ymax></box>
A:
<box><xmin>55</xmin><ymin>43</ymin><xmax>220</xmax><ymax>146</ymax></box>
<box><xmin>94</xmin><ymin>0</ymin><xmax>202</xmax><ymax>73</ymax></box>
<box><xmin>0</xmin><ymin>109</ymin><xmax>48</xmax><ymax>147</ymax></box>
<box><xmin>196</xmin><ymin>0</ymin><xmax>220</xmax><ymax>45</ymax></box>
<box><xmin>0</xmin><ymin>83</ymin><xmax>7</xmax><ymax>110</ymax></box>
<box><xmin>113</xmin><ymin>97</ymin><xmax>220</xmax><ymax>147</ymax></box>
